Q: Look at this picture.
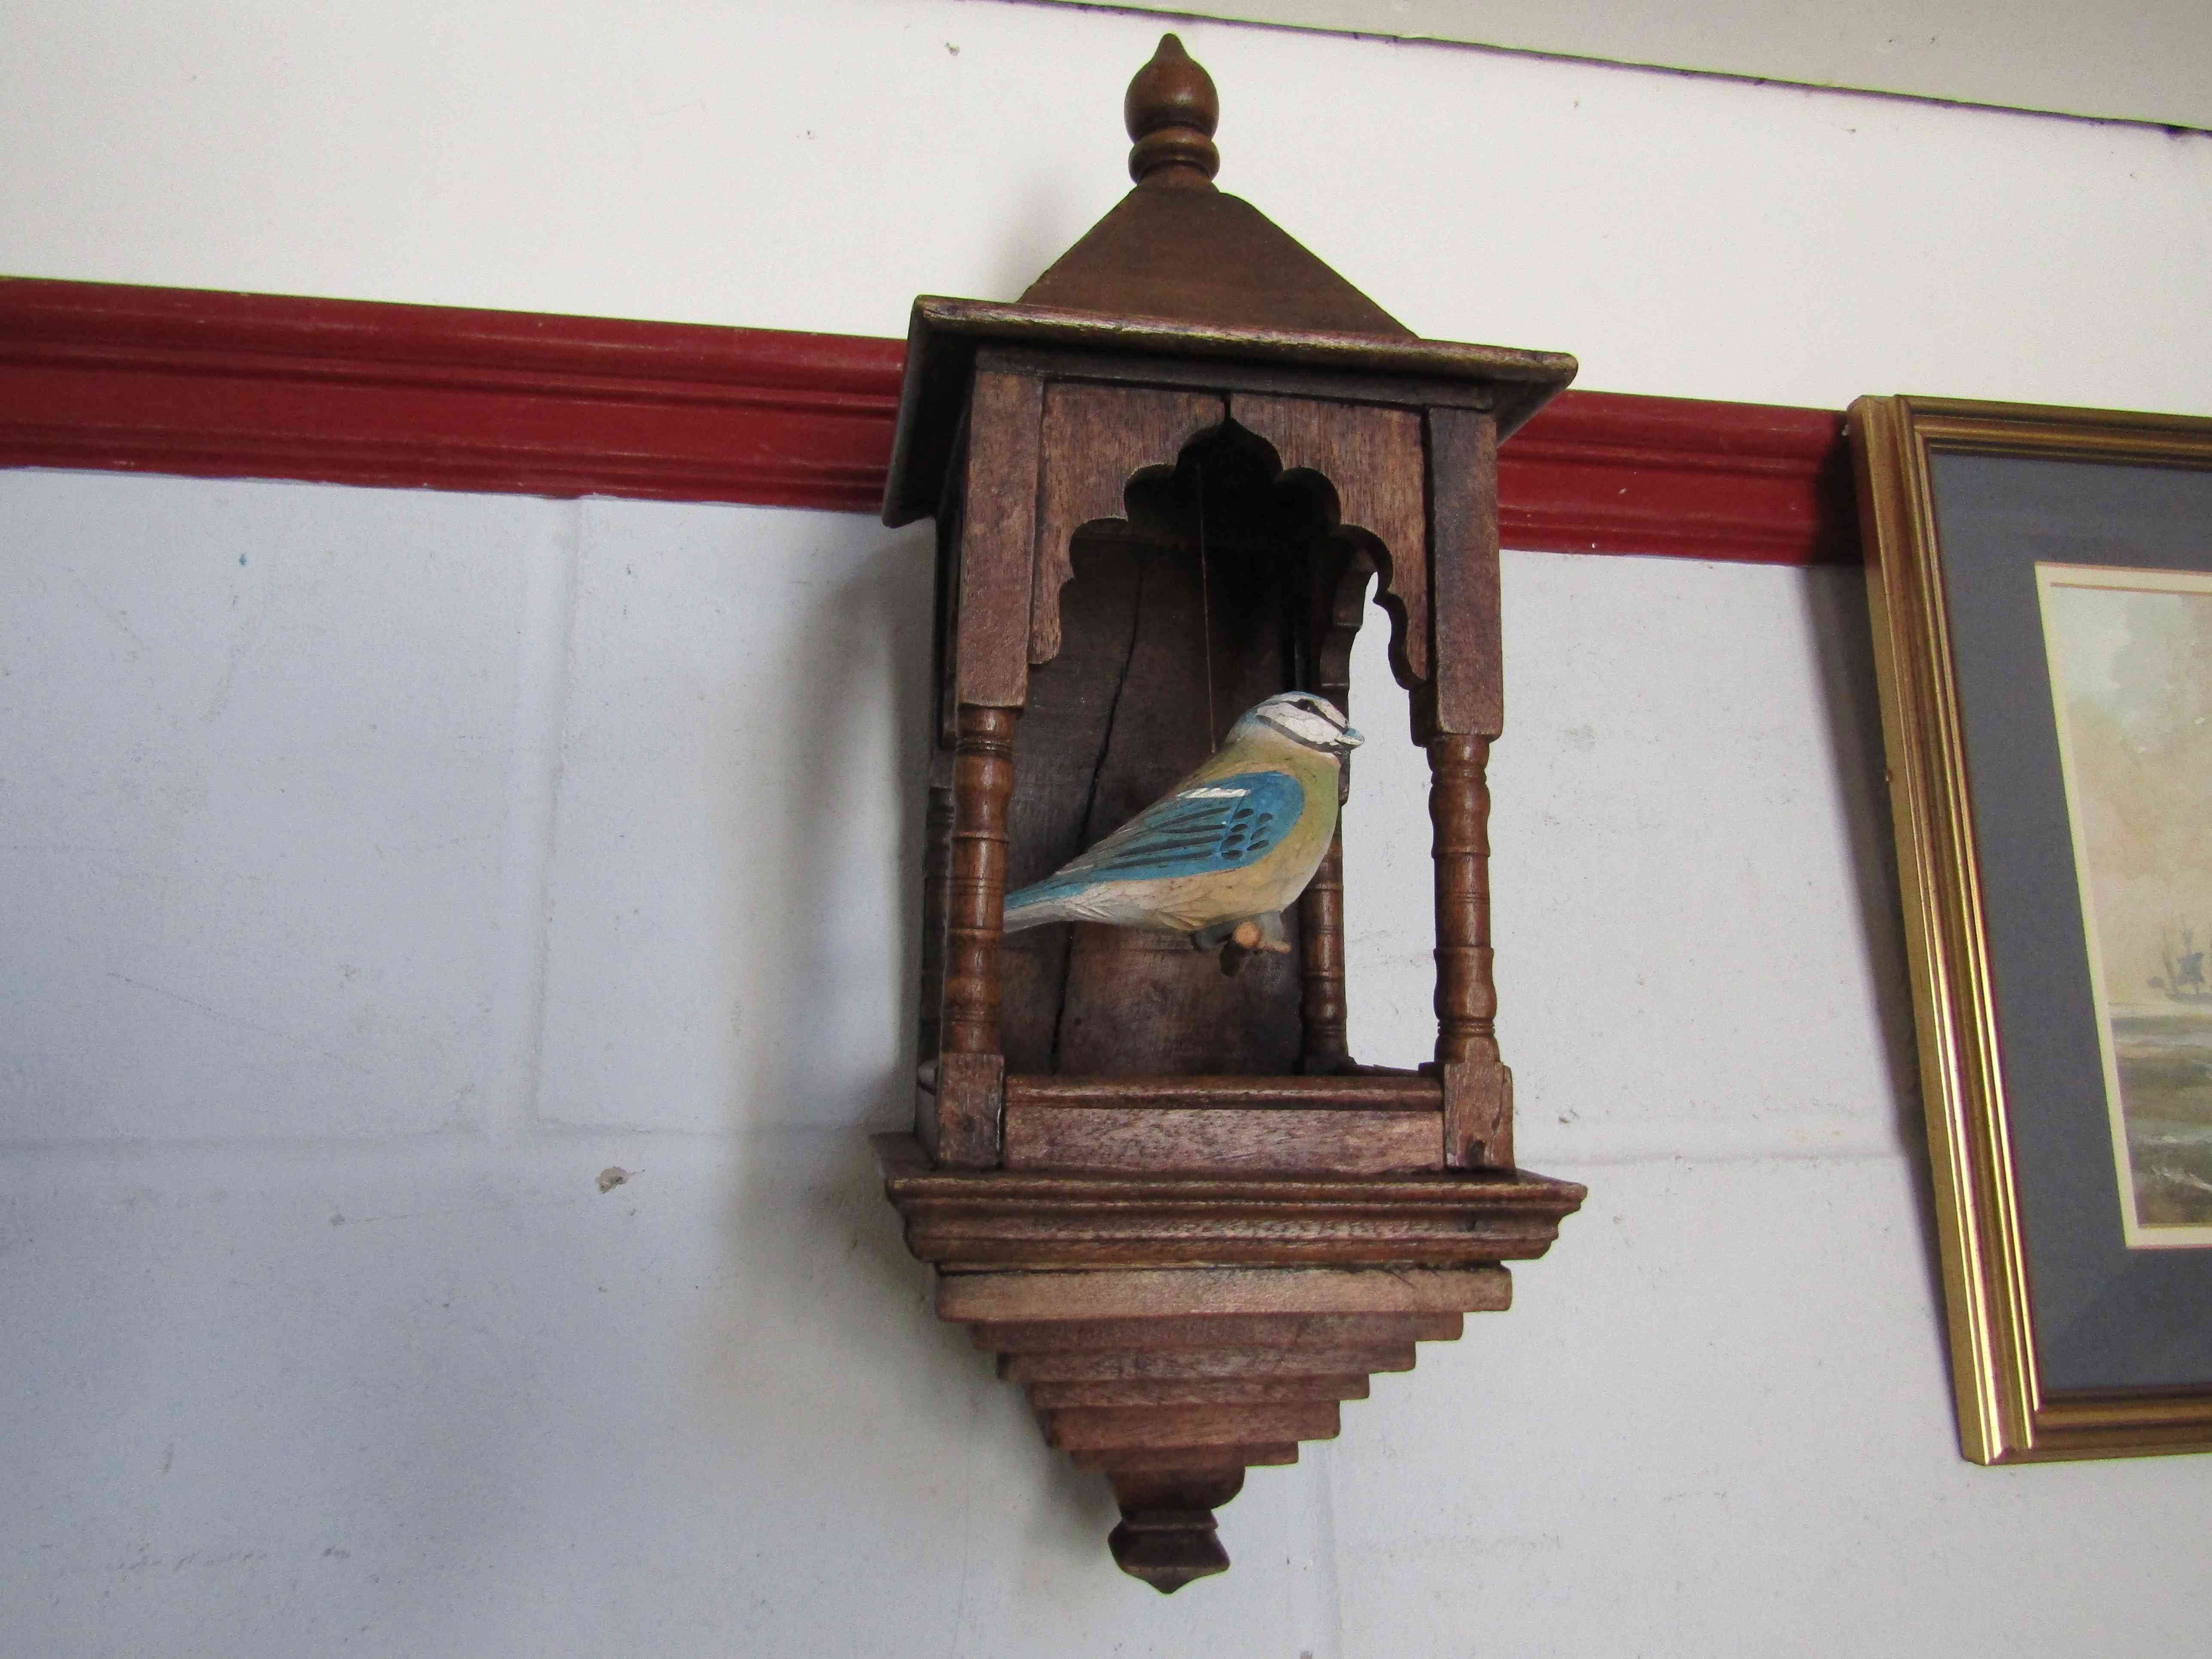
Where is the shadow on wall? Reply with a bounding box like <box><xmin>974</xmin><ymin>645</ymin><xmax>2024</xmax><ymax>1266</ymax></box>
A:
<box><xmin>1796</xmin><ymin>565</ymin><xmax>1949</xmax><ymax>1342</ymax></box>
<box><xmin>696</xmin><ymin>524</ymin><xmax>1118</xmax><ymax>1580</ymax></box>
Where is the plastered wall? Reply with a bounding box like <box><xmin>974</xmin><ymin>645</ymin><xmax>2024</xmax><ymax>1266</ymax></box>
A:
<box><xmin>4</xmin><ymin>3</ymin><xmax>2210</xmax><ymax>1655</ymax></box>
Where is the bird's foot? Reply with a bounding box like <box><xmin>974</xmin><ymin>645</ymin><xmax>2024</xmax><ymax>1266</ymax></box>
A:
<box><xmin>1210</xmin><ymin>913</ymin><xmax>1291</xmax><ymax>976</ymax></box>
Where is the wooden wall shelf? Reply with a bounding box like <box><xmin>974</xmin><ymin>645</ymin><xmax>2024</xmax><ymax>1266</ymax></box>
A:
<box><xmin>869</xmin><ymin>35</ymin><xmax>1593</xmax><ymax>1591</ymax></box>
<box><xmin>884</xmin><ymin>1130</ymin><xmax>1581</xmax><ymax>1590</ymax></box>
<box><xmin>878</xmin><ymin>1133</ymin><xmax>1586</xmax><ymax>1270</ymax></box>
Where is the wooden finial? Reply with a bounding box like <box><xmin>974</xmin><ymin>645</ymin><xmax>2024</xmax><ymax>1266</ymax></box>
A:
<box><xmin>1124</xmin><ymin>34</ymin><xmax>1219</xmax><ymax>186</ymax></box>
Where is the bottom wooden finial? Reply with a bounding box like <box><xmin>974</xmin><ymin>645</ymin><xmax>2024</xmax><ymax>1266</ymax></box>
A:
<box><xmin>1108</xmin><ymin>1471</ymin><xmax>1242</xmax><ymax>1592</ymax></box>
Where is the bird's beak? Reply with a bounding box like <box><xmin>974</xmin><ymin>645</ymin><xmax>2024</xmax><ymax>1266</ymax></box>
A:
<box><xmin>1338</xmin><ymin>724</ymin><xmax>1365</xmax><ymax>751</ymax></box>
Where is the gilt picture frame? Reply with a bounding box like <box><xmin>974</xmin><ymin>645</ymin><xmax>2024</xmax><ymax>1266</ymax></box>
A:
<box><xmin>1852</xmin><ymin>395</ymin><xmax>2212</xmax><ymax>1462</ymax></box>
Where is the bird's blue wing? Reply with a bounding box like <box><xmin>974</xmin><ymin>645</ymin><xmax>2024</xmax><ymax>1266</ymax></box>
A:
<box><xmin>1011</xmin><ymin>769</ymin><xmax>1305</xmax><ymax>907</ymax></box>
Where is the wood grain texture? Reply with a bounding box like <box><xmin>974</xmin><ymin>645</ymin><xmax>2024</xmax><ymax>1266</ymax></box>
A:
<box><xmin>906</xmin><ymin>1223</ymin><xmax>1546</xmax><ymax>1272</ymax></box>
<box><xmin>966</xmin><ymin>344</ymin><xmax>1501</xmax><ymax>417</ymax></box>
<box><xmin>915</xmin><ymin>297</ymin><xmax>1573</xmax><ymax>388</ymax></box>
<box><xmin>1421</xmin><ymin>407</ymin><xmax>1503</xmax><ymax>741</ymax></box>
<box><xmin>1296</xmin><ymin>832</ymin><xmax>1351</xmax><ymax>1072</ymax></box>
<box><xmin>916</xmin><ymin>1205</ymin><xmax>1484</xmax><ymax>1589</ymax></box>
<box><xmin>935</xmin><ymin>1265</ymin><xmax>1511</xmax><ymax>1322</ymax></box>
<box><xmin>1231</xmin><ymin>393</ymin><xmax>1430</xmax><ymax>688</ymax></box>
<box><xmin>1428</xmin><ymin>735</ymin><xmax>1498</xmax><ymax>1068</ymax></box>
<box><xmin>1443</xmin><ymin>1060</ymin><xmax>1514</xmax><ymax>1173</ymax></box>
<box><xmin>878</xmin><ymin>1131</ymin><xmax>1580</xmax><ymax>1270</ymax></box>
<box><xmin>889</xmin><ymin>301</ymin><xmax>1570</xmax><ymax>518</ymax></box>
<box><xmin>1014</xmin><ymin>188</ymin><xmax>1412</xmax><ymax>343</ymax></box>
<box><xmin>1024</xmin><ymin>1374</ymin><xmax>1370</xmax><ymax>1408</ymax></box>
<box><xmin>1426</xmin><ymin>385</ymin><xmax>1514</xmax><ymax>1171</ymax></box>
<box><xmin>955</xmin><ymin>368</ymin><xmax>1043</xmax><ymax>708</ymax></box>
<box><xmin>942</xmin><ymin>705</ymin><xmax>1018</xmax><ymax>1058</ymax></box>
<box><xmin>1426</xmin><ymin>726</ymin><xmax>1513</xmax><ymax>1169</ymax></box>
<box><xmin>1001</xmin><ymin>1344</ymin><xmax>1414</xmax><ymax>1383</ymax></box>
<box><xmin>1070</xmin><ymin>1443</ymin><xmax>1298</xmax><ymax>1473</ymax></box>
<box><xmin>931</xmin><ymin>702</ymin><xmax>1018</xmax><ymax>1166</ymax></box>
<box><xmin>1003</xmin><ymin>431</ymin><xmax>1322</xmax><ymax>1078</ymax></box>
<box><xmin>995</xmin><ymin>529</ymin><xmax>1149</xmax><ymax>1072</ymax></box>
<box><xmin>969</xmin><ymin>1313</ymin><xmax>1464</xmax><ymax>1351</ymax></box>
<box><xmin>929</xmin><ymin>1052</ymin><xmax>1003</xmax><ymax>1169</ymax></box>
<box><xmin>915</xmin><ymin>760</ymin><xmax>955</xmax><ymax>1066</ymax></box>
<box><xmin>1003</xmin><ymin>1102</ymin><xmax>1440</xmax><ymax>1174</ymax></box>
<box><xmin>1424</xmin><ymin>725</ymin><xmax>1513</xmax><ymax>1168</ymax></box>
<box><xmin>1030</xmin><ymin>381</ymin><xmax>1224</xmax><ymax>665</ymax></box>
<box><xmin>1039</xmin><ymin>1401</ymin><xmax>1341</xmax><ymax>1452</ymax></box>
<box><xmin>1297</xmin><ymin>564</ymin><xmax>1365</xmax><ymax>1073</ymax></box>
<box><xmin>1004</xmin><ymin>1074</ymin><xmax>1440</xmax><ymax>1106</ymax></box>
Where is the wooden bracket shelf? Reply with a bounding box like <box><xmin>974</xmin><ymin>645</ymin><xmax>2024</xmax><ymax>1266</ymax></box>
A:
<box><xmin>878</xmin><ymin>1132</ymin><xmax>1582</xmax><ymax>1270</ymax></box>
<box><xmin>877</xmin><ymin>33</ymin><xmax>1595</xmax><ymax>1596</ymax></box>
<box><xmin>876</xmin><ymin>1133</ymin><xmax>1584</xmax><ymax>1589</ymax></box>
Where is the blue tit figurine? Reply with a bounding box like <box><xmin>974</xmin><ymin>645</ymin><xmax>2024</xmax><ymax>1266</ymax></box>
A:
<box><xmin>1002</xmin><ymin>691</ymin><xmax>1363</xmax><ymax>954</ymax></box>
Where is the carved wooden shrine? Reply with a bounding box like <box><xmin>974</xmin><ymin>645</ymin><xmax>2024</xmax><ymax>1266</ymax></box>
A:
<box><xmin>876</xmin><ymin>36</ymin><xmax>1586</xmax><ymax>1592</ymax></box>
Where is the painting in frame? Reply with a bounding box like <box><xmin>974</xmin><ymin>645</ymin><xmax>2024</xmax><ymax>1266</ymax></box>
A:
<box><xmin>1852</xmin><ymin>395</ymin><xmax>2212</xmax><ymax>1463</ymax></box>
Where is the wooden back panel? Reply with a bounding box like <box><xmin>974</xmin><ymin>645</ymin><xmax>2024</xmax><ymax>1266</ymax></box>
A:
<box><xmin>1001</xmin><ymin>423</ymin><xmax>1328</xmax><ymax>1074</ymax></box>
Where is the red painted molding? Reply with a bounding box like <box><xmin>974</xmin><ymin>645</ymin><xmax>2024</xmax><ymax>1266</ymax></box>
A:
<box><xmin>1505</xmin><ymin>391</ymin><xmax>1856</xmax><ymax>565</ymax></box>
<box><xmin>0</xmin><ymin>277</ymin><xmax>902</xmax><ymax>512</ymax></box>
<box><xmin>0</xmin><ymin>278</ymin><xmax>1856</xmax><ymax>562</ymax></box>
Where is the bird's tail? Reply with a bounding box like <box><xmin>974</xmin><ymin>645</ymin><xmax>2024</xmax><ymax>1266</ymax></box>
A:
<box><xmin>1002</xmin><ymin>871</ymin><xmax>1094</xmax><ymax>932</ymax></box>
<box><xmin>1000</xmin><ymin>890</ymin><xmax>1068</xmax><ymax>933</ymax></box>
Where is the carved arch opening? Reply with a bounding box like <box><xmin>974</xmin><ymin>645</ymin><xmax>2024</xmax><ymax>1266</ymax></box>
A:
<box><xmin>1028</xmin><ymin>384</ymin><xmax>1431</xmax><ymax>720</ymax></box>
<box><xmin>1006</xmin><ymin>404</ymin><xmax>1410</xmax><ymax>1082</ymax></box>
<box><xmin>1224</xmin><ymin>394</ymin><xmax>1431</xmax><ymax>702</ymax></box>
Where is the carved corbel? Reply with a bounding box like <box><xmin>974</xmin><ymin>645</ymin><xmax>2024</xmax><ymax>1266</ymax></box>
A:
<box><xmin>1030</xmin><ymin>383</ymin><xmax>1227</xmax><ymax>665</ymax></box>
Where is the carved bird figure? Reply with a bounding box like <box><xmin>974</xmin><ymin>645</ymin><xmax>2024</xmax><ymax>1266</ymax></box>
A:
<box><xmin>1002</xmin><ymin>692</ymin><xmax>1363</xmax><ymax>953</ymax></box>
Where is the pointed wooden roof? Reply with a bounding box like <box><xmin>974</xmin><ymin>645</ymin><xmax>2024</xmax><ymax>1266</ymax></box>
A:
<box><xmin>882</xmin><ymin>35</ymin><xmax>1576</xmax><ymax>526</ymax></box>
<box><xmin>1017</xmin><ymin>35</ymin><xmax>1410</xmax><ymax>337</ymax></box>
<box><xmin>1018</xmin><ymin>181</ymin><xmax>1412</xmax><ymax>338</ymax></box>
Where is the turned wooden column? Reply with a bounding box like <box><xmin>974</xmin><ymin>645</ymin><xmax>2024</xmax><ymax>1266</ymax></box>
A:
<box><xmin>923</xmin><ymin>359</ymin><xmax>1040</xmax><ymax>1168</ymax></box>
<box><xmin>1296</xmin><ymin>558</ymin><xmax>1366</xmax><ymax>1077</ymax></box>
<box><xmin>1298</xmin><ymin>831</ymin><xmax>1350</xmax><ymax>1073</ymax></box>
<box><xmin>915</xmin><ymin>752</ymin><xmax>956</xmax><ymax>1066</ymax></box>
<box><xmin>1428</xmin><ymin>734</ymin><xmax>1498</xmax><ymax>1067</ymax></box>
<box><xmin>1428</xmin><ymin>732</ymin><xmax>1511</xmax><ymax>1169</ymax></box>
<box><xmin>933</xmin><ymin>703</ymin><xmax>1017</xmax><ymax>1166</ymax></box>
<box><xmin>1423</xmin><ymin>406</ymin><xmax>1513</xmax><ymax>1170</ymax></box>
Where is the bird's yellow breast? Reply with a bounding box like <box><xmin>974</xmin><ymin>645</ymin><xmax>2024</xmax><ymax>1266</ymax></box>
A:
<box><xmin>1136</xmin><ymin>730</ymin><xmax>1340</xmax><ymax>931</ymax></box>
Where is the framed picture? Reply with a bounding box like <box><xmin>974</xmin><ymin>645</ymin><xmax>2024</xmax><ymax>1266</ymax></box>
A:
<box><xmin>1852</xmin><ymin>396</ymin><xmax>2212</xmax><ymax>1463</ymax></box>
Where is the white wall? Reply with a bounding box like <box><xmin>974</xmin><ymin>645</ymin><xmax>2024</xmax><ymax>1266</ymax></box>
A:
<box><xmin>1025</xmin><ymin>0</ymin><xmax>2212</xmax><ymax>131</ymax></box>
<box><xmin>3</xmin><ymin>3</ymin><xmax>2210</xmax><ymax>1656</ymax></box>
<box><xmin>6</xmin><ymin>0</ymin><xmax>2211</xmax><ymax>415</ymax></box>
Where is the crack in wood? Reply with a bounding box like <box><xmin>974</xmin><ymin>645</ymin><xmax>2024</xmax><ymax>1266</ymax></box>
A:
<box><xmin>1048</xmin><ymin>557</ymin><xmax>1151</xmax><ymax>1071</ymax></box>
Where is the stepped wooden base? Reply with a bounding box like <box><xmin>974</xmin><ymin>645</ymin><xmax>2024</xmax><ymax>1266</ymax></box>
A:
<box><xmin>875</xmin><ymin>1134</ymin><xmax>1584</xmax><ymax>1591</ymax></box>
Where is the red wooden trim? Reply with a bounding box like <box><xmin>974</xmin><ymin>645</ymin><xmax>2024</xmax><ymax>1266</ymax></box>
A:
<box><xmin>0</xmin><ymin>277</ymin><xmax>903</xmax><ymax>512</ymax></box>
<box><xmin>0</xmin><ymin>277</ymin><xmax>1856</xmax><ymax>562</ymax></box>
<box><xmin>1503</xmin><ymin>390</ymin><xmax>1857</xmax><ymax>565</ymax></box>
